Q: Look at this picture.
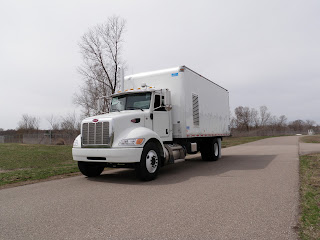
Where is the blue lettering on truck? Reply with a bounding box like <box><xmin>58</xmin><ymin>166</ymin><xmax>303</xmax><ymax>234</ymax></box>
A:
<box><xmin>171</xmin><ymin>73</ymin><xmax>178</xmax><ymax>77</ymax></box>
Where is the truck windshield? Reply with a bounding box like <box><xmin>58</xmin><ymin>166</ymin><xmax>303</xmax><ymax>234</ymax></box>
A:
<box><xmin>110</xmin><ymin>93</ymin><xmax>151</xmax><ymax>112</ymax></box>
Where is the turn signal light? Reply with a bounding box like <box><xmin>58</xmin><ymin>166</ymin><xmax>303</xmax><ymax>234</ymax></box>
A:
<box><xmin>119</xmin><ymin>138</ymin><xmax>145</xmax><ymax>146</ymax></box>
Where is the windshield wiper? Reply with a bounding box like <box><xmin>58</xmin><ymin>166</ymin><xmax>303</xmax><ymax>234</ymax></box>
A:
<box><xmin>127</xmin><ymin>107</ymin><xmax>144</xmax><ymax>111</ymax></box>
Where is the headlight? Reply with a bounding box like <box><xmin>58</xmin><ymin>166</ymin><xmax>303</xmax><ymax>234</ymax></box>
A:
<box><xmin>119</xmin><ymin>138</ymin><xmax>145</xmax><ymax>146</ymax></box>
<box><xmin>73</xmin><ymin>135</ymin><xmax>81</xmax><ymax>148</ymax></box>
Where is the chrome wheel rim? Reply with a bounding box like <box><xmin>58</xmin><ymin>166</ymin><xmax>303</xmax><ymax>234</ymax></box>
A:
<box><xmin>146</xmin><ymin>150</ymin><xmax>158</xmax><ymax>173</ymax></box>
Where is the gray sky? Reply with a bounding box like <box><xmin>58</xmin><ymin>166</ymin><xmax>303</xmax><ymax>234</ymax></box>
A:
<box><xmin>1</xmin><ymin>0</ymin><xmax>319</xmax><ymax>130</ymax></box>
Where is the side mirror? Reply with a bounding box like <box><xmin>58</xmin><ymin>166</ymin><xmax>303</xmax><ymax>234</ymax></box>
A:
<box><xmin>165</xmin><ymin>104</ymin><xmax>172</xmax><ymax>111</ymax></box>
<box><xmin>162</xmin><ymin>89</ymin><xmax>171</xmax><ymax>106</ymax></box>
<box><xmin>97</xmin><ymin>96</ymin><xmax>110</xmax><ymax>114</ymax></box>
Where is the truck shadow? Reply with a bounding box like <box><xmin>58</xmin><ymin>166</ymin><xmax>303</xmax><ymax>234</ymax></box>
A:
<box><xmin>86</xmin><ymin>154</ymin><xmax>276</xmax><ymax>185</ymax></box>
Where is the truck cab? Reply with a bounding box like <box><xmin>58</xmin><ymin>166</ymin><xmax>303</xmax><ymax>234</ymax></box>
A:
<box><xmin>110</xmin><ymin>87</ymin><xmax>172</xmax><ymax>141</ymax></box>
<box><xmin>73</xmin><ymin>86</ymin><xmax>175</xmax><ymax>181</ymax></box>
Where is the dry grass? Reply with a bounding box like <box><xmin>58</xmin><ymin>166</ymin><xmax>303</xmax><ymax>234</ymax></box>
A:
<box><xmin>299</xmin><ymin>153</ymin><xmax>320</xmax><ymax>240</ymax></box>
<box><xmin>300</xmin><ymin>135</ymin><xmax>320</xmax><ymax>144</ymax></box>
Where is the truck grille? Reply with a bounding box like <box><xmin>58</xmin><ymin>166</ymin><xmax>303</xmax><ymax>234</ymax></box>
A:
<box><xmin>82</xmin><ymin>121</ymin><xmax>111</xmax><ymax>146</ymax></box>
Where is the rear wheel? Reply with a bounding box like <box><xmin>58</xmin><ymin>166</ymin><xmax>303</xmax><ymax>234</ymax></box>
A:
<box><xmin>200</xmin><ymin>138</ymin><xmax>220</xmax><ymax>161</ymax></box>
<box><xmin>78</xmin><ymin>161</ymin><xmax>105</xmax><ymax>177</ymax></box>
<box><xmin>136</xmin><ymin>142</ymin><xmax>161</xmax><ymax>181</ymax></box>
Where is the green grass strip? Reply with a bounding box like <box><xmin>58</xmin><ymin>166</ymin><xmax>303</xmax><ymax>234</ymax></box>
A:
<box><xmin>221</xmin><ymin>136</ymin><xmax>273</xmax><ymax>148</ymax></box>
<box><xmin>299</xmin><ymin>154</ymin><xmax>320</xmax><ymax>240</ymax></box>
<box><xmin>0</xmin><ymin>143</ymin><xmax>78</xmax><ymax>186</ymax></box>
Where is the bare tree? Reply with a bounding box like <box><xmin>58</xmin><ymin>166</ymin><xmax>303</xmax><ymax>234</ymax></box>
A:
<box><xmin>259</xmin><ymin>106</ymin><xmax>271</xmax><ymax>127</ymax></box>
<box><xmin>288</xmin><ymin>119</ymin><xmax>305</xmax><ymax>132</ymax></box>
<box><xmin>272</xmin><ymin>115</ymin><xmax>287</xmax><ymax>133</ymax></box>
<box><xmin>229</xmin><ymin>110</ymin><xmax>237</xmax><ymax>130</ymax></box>
<box><xmin>234</xmin><ymin>106</ymin><xmax>252</xmax><ymax>131</ymax></box>
<box><xmin>46</xmin><ymin>115</ymin><xmax>60</xmax><ymax>131</ymax></box>
<box><xmin>305</xmin><ymin>119</ymin><xmax>316</xmax><ymax>129</ymax></box>
<box><xmin>278</xmin><ymin>115</ymin><xmax>287</xmax><ymax>127</ymax></box>
<box><xmin>17</xmin><ymin>114</ymin><xmax>40</xmax><ymax>132</ymax></box>
<box><xmin>60</xmin><ymin>112</ymin><xmax>81</xmax><ymax>135</ymax></box>
<box><xmin>250</xmin><ymin>108</ymin><xmax>259</xmax><ymax>128</ymax></box>
<box><xmin>268</xmin><ymin>115</ymin><xmax>278</xmax><ymax>133</ymax></box>
<box><xmin>74</xmin><ymin>16</ymin><xmax>126</xmax><ymax>116</ymax></box>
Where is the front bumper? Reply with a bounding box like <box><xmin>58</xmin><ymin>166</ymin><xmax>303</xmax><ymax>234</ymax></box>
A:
<box><xmin>72</xmin><ymin>147</ymin><xmax>143</xmax><ymax>163</ymax></box>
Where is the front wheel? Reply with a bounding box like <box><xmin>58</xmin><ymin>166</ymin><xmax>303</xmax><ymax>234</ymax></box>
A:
<box><xmin>136</xmin><ymin>142</ymin><xmax>161</xmax><ymax>181</ymax></box>
<box><xmin>78</xmin><ymin>161</ymin><xmax>105</xmax><ymax>177</ymax></box>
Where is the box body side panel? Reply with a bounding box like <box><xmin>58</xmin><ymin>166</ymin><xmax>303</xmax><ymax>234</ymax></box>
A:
<box><xmin>183</xmin><ymin>69</ymin><xmax>230</xmax><ymax>137</ymax></box>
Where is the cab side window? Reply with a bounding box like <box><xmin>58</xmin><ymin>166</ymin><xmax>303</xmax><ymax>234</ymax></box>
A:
<box><xmin>154</xmin><ymin>95</ymin><xmax>166</xmax><ymax>111</ymax></box>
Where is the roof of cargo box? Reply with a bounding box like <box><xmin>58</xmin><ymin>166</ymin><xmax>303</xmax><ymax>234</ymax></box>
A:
<box><xmin>125</xmin><ymin>65</ymin><xmax>228</xmax><ymax>92</ymax></box>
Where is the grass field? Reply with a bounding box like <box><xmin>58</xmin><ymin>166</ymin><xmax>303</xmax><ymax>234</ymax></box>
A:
<box><xmin>0</xmin><ymin>144</ymin><xmax>78</xmax><ymax>187</ymax></box>
<box><xmin>300</xmin><ymin>135</ymin><xmax>320</xmax><ymax>144</ymax></box>
<box><xmin>221</xmin><ymin>136</ymin><xmax>273</xmax><ymax>148</ymax></box>
<box><xmin>299</xmin><ymin>153</ymin><xmax>320</xmax><ymax>240</ymax></box>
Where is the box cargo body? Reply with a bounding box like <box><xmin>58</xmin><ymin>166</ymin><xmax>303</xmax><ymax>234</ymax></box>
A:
<box><xmin>124</xmin><ymin>66</ymin><xmax>230</xmax><ymax>139</ymax></box>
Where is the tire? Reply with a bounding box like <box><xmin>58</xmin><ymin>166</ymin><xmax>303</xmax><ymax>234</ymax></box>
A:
<box><xmin>200</xmin><ymin>138</ymin><xmax>220</xmax><ymax>161</ymax></box>
<box><xmin>136</xmin><ymin>142</ymin><xmax>161</xmax><ymax>181</ymax></box>
<box><xmin>78</xmin><ymin>161</ymin><xmax>105</xmax><ymax>177</ymax></box>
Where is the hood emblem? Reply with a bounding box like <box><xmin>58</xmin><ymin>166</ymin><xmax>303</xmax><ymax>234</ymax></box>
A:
<box><xmin>92</xmin><ymin>119</ymin><xmax>99</xmax><ymax>123</ymax></box>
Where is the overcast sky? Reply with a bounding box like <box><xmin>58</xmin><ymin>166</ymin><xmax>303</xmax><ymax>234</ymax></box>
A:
<box><xmin>1</xmin><ymin>0</ymin><xmax>319</xmax><ymax>130</ymax></box>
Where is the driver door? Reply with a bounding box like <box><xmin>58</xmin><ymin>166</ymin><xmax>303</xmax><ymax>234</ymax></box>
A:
<box><xmin>153</xmin><ymin>93</ymin><xmax>171</xmax><ymax>141</ymax></box>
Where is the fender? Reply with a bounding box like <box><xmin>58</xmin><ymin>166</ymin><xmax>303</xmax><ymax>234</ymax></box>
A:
<box><xmin>113</xmin><ymin>127</ymin><xmax>166</xmax><ymax>157</ymax></box>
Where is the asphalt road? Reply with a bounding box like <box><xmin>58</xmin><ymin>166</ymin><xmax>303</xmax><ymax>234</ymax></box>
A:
<box><xmin>0</xmin><ymin>136</ymin><xmax>302</xmax><ymax>240</ymax></box>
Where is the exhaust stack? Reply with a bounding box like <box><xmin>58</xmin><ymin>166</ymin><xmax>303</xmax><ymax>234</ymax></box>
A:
<box><xmin>121</xmin><ymin>68</ymin><xmax>124</xmax><ymax>92</ymax></box>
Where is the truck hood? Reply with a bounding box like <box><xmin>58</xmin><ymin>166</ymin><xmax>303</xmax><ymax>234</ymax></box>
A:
<box><xmin>83</xmin><ymin>110</ymin><xmax>148</xmax><ymax>122</ymax></box>
<box><xmin>82</xmin><ymin>110</ymin><xmax>150</xmax><ymax>147</ymax></box>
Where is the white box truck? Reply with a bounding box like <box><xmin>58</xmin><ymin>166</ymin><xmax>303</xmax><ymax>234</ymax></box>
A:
<box><xmin>72</xmin><ymin>66</ymin><xmax>230</xmax><ymax>180</ymax></box>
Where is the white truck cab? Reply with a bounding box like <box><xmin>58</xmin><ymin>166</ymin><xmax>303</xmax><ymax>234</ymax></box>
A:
<box><xmin>72</xmin><ymin>66</ymin><xmax>230</xmax><ymax>181</ymax></box>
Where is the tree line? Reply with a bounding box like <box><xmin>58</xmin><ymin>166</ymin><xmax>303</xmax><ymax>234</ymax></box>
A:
<box><xmin>0</xmin><ymin>113</ymin><xmax>81</xmax><ymax>135</ymax></box>
<box><xmin>2</xmin><ymin>105</ymin><xmax>317</xmax><ymax>135</ymax></box>
<box><xmin>0</xmin><ymin>113</ymin><xmax>81</xmax><ymax>145</ymax></box>
<box><xmin>231</xmin><ymin>105</ymin><xmax>319</xmax><ymax>136</ymax></box>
